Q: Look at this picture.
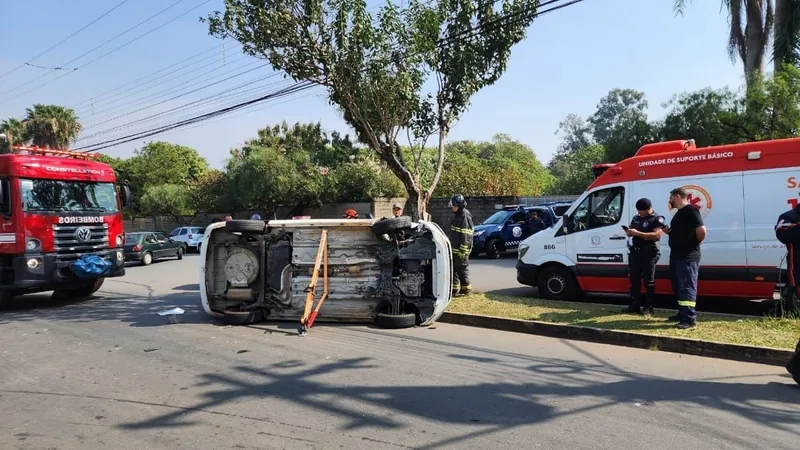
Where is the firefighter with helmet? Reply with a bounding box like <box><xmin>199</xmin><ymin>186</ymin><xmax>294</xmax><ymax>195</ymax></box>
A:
<box><xmin>774</xmin><ymin>199</ymin><xmax>800</xmax><ymax>385</ymax></box>
<box><xmin>448</xmin><ymin>194</ymin><xmax>474</xmax><ymax>296</ymax></box>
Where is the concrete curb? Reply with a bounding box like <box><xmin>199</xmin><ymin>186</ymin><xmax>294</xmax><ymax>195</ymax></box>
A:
<box><xmin>439</xmin><ymin>312</ymin><xmax>794</xmax><ymax>367</ymax></box>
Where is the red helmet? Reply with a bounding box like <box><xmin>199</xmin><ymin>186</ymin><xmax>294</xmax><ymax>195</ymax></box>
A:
<box><xmin>343</xmin><ymin>209</ymin><xmax>359</xmax><ymax>219</ymax></box>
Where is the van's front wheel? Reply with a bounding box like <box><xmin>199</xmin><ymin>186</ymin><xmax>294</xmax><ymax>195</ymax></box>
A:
<box><xmin>537</xmin><ymin>265</ymin><xmax>578</xmax><ymax>301</ymax></box>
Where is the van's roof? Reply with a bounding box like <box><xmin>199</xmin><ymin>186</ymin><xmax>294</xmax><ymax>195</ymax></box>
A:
<box><xmin>589</xmin><ymin>137</ymin><xmax>800</xmax><ymax>190</ymax></box>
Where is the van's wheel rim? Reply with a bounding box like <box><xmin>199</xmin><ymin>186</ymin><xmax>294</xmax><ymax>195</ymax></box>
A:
<box><xmin>546</xmin><ymin>275</ymin><xmax>565</xmax><ymax>296</ymax></box>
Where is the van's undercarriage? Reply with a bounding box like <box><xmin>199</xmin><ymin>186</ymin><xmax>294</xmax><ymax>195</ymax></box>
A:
<box><xmin>201</xmin><ymin>218</ymin><xmax>452</xmax><ymax>329</ymax></box>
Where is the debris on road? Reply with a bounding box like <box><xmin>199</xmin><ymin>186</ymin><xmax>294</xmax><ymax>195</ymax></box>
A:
<box><xmin>157</xmin><ymin>307</ymin><xmax>185</xmax><ymax>324</ymax></box>
<box><xmin>143</xmin><ymin>348</ymin><xmax>161</xmax><ymax>353</ymax></box>
<box><xmin>237</xmin><ymin>349</ymin><xmax>250</xmax><ymax>354</ymax></box>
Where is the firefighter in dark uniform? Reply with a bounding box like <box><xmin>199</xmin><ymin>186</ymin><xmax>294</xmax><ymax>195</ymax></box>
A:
<box><xmin>622</xmin><ymin>198</ymin><xmax>666</xmax><ymax>316</ymax></box>
<box><xmin>774</xmin><ymin>201</ymin><xmax>800</xmax><ymax>385</ymax></box>
<box><xmin>448</xmin><ymin>194</ymin><xmax>474</xmax><ymax>296</ymax></box>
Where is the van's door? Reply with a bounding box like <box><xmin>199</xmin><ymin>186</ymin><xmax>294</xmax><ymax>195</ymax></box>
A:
<box><xmin>744</xmin><ymin>168</ymin><xmax>796</xmax><ymax>295</ymax></box>
<box><xmin>561</xmin><ymin>183</ymin><xmax>630</xmax><ymax>294</ymax></box>
<box><xmin>632</xmin><ymin>173</ymin><xmax>746</xmax><ymax>297</ymax></box>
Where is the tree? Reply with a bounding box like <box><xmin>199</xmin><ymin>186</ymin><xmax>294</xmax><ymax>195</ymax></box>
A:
<box><xmin>139</xmin><ymin>184</ymin><xmax>196</xmax><ymax>225</ymax></box>
<box><xmin>546</xmin><ymin>144</ymin><xmax>607</xmax><ymax>195</ymax></box>
<box><xmin>674</xmin><ymin>1</ymin><xmax>772</xmax><ymax>84</ymax></box>
<box><xmin>588</xmin><ymin>88</ymin><xmax>648</xmax><ymax>143</ymax></box>
<box><xmin>206</xmin><ymin>0</ymin><xmax>539</xmax><ymax>220</ymax></box>
<box><xmin>723</xmin><ymin>64</ymin><xmax>800</xmax><ymax>140</ymax></box>
<box><xmin>0</xmin><ymin>118</ymin><xmax>26</xmax><ymax>153</ymax></box>
<box><xmin>773</xmin><ymin>0</ymin><xmax>800</xmax><ymax>70</ymax></box>
<box><xmin>191</xmin><ymin>169</ymin><xmax>228</xmax><ymax>214</ymax></box>
<box><xmin>554</xmin><ymin>114</ymin><xmax>594</xmax><ymax>155</ymax></box>
<box><xmin>226</xmin><ymin>146</ymin><xmax>299</xmax><ymax>216</ymax></box>
<box><xmin>660</xmin><ymin>87</ymin><xmax>739</xmax><ymax>146</ymax></box>
<box><xmin>245</xmin><ymin>121</ymin><xmax>363</xmax><ymax>168</ymax></box>
<box><xmin>23</xmin><ymin>104</ymin><xmax>82</xmax><ymax>148</ymax></box>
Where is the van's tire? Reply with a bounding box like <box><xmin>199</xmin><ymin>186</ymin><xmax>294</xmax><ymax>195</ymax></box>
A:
<box><xmin>222</xmin><ymin>309</ymin><xmax>265</xmax><ymax>325</ymax></box>
<box><xmin>226</xmin><ymin>220</ymin><xmax>266</xmax><ymax>233</ymax></box>
<box><xmin>142</xmin><ymin>252</ymin><xmax>153</xmax><ymax>266</ymax></box>
<box><xmin>0</xmin><ymin>290</ymin><xmax>12</xmax><ymax>309</ymax></box>
<box><xmin>485</xmin><ymin>238</ymin><xmax>504</xmax><ymax>259</ymax></box>
<box><xmin>56</xmin><ymin>279</ymin><xmax>105</xmax><ymax>299</ymax></box>
<box><xmin>371</xmin><ymin>216</ymin><xmax>412</xmax><ymax>236</ymax></box>
<box><xmin>374</xmin><ymin>312</ymin><xmax>417</xmax><ymax>329</ymax></box>
<box><xmin>537</xmin><ymin>265</ymin><xmax>579</xmax><ymax>301</ymax></box>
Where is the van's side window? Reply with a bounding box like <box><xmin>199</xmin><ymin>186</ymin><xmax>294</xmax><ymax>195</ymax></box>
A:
<box><xmin>568</xmin><ymin>186</ymin><xmax>625</xmax><ymax>232</ymax></box>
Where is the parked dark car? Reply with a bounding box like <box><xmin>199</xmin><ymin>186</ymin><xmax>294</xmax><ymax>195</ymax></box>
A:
<box><xmin>472</xmin><ymin>205</ymin><xmax>560</xmax><ymax>259</ymax></box>
<box><xmin>123</xmin><ymin>231</ymin><xmax>184</xmax><ymax>265</ymax></box>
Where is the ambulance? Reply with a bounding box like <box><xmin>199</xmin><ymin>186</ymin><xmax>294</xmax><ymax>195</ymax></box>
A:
<box><xmin>516</xmin><ymin>138</ymin><xmax>800</xmax><ymax>301</ymax></box>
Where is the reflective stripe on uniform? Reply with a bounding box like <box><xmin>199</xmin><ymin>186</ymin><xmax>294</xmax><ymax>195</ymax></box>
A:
<box><xmin>677</xmin><ymin>300</ymin><xmax>696</xmax><ymax>308</ymax></box>
<box><xmin>451</xmin><ymin>226</ymin><xmax>473</xmax><ymax>236</ymax></box>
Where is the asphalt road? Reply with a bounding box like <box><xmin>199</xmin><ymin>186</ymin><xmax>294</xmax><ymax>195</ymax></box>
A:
<box><xmin>0</xmin><ymin>254</ymin><xmax>798</xmax><ymax>449</ymax></box>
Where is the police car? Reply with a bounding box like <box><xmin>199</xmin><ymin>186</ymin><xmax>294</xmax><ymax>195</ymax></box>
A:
<box><xmin>472</xmin><ymin>205</ymin><xmax>560</xmax><ymax>259</ymax></box>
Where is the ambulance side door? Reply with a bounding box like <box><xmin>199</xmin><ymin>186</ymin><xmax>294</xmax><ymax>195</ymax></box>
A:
<box><xmin>744</xmin><ymin>168</ymin><xmax>797</xmax><ymax>284</ymax></box>
<box><xmin>634</xmin><ymin>173</ymin><xmax>746</xmax><ymax>295</ymax></box>
<box><xmin>560</xmin><ymin>183</ymin><xmax>630</xmax><ymax>293</ymax></box>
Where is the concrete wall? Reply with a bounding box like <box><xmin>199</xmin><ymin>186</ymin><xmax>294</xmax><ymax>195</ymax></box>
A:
<box><xmin>123</xmin><ymin>196</ymin><xmax>581</xmax><ymax>234</ymax></box>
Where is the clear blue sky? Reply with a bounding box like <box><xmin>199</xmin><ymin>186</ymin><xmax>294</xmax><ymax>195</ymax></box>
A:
<box><xmin>1</xmin><ymin>0</ymin><xmax>745</xmax><ymax>168</ymax></box>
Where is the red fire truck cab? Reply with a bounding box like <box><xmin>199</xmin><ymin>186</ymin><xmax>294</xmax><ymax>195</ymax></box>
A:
<box><xmin>0</xmin><ymin>146</ymin><xmax>131</xmax><ymax>308</ymax></box>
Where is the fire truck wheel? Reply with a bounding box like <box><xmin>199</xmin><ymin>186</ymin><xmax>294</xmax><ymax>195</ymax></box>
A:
<box><xmin>374</xmin><ymin>312</ymin><xmax>417</xmax><ymax>329</ymax></box>
<box><xmin>222</xmin><ymin>308</ymin><xmax>265</xmax><ymax>325</ymax></box>
<box><xmin>142</xmin><ymin>252</ymin><xmax>153</xmax><ymax>266</ymax></box>
<box><xmin>0</xmin><ymin>291</ymin><xmax>11</xmax><ymax>309</ymax></box>
<box><xmin>226</xmin><ymin>220</ymin><xmax>266</xmax><ymax>233</ymax></box>
<box><xmin>56</xmin><ymin>279</ymin><xmax>105</xmax><ymax>299</ymax></box>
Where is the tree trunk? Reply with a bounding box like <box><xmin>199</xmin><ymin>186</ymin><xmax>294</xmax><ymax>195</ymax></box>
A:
<box><xmin>743</xmin><ymin>0</ymin><xmax>769</xmax><ymax>85</ymax></box>
<box><xmin>405</xmin><ymin>188</ymin><xmax>427</xmax><ymax>222</ymax></box>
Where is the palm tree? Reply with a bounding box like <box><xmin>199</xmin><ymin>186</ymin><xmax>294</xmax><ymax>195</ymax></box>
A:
<box><xmin>23</xmin><ymin>104</ymin><xmax>82</xmax><ymax>149</ymax></box>
<box><xmin>773</xmin><ymin>0</ymin><xmax>800</xmax><ymax>70</ymax></box>
<box><xmin>0</xmin><ymin>118</ymin><xmax>27</xmax><ymax>153</ymax></box>
<box><xmin>674</xmin><ymin>0</ymin><xmax>773</xmax><ymax>85</ymax></box>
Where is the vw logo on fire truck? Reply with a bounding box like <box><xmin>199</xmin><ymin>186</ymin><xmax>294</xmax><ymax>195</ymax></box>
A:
<box><xmin>668</xmin><ymin>184</ymin><xmax>713</xmax><ymax>219</ymax></box>
<box><xmin>57</xmin><ymin>216</ymin><xmax>104</xmax><ymax>224</ymax></box>
<box><xmin>74</xmin><ymin>226</ymin><xmax>93</xmax><ymax>243</ymax></box>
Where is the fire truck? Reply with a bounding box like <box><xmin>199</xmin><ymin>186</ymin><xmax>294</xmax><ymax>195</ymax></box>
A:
<box><xmin>0</xmin><ymin>144</ymin><xmax>131</xmax><ymax>308</ymax></box>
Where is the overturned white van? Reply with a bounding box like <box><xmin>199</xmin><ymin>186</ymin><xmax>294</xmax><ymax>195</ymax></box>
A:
<box><xmin>199</xmin><ymin>217</ymin><xmax>453</xmax><ymax>329</ymax></box>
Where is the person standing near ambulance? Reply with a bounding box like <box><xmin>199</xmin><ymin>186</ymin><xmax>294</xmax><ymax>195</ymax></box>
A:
<box><xmin>774</xmin><ymin>199</ymin><xmax>800</xmax><ymax>385</ymax></box>
<box><xmin>665</xmin><ymin>188</ymin><xmax>707</xmax><ymax>329</ymax></box>
<box><xmin>448</xmin><ymin>194</ymin><xmax>474</xmax><ymax>296</ymax></box>
<box><xmin>623</xmin><ymin>198</ymin><xmax>665</xmax><ymax>316</ymax></box>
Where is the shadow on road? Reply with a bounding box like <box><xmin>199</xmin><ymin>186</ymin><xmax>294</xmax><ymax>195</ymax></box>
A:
<box><xmin>114</xmin><ymin>326</ymin><xmax>800</xmax><ymax>447</ymax></box>
<box><xmin>0</xmin><ymin>283</ymin><xmax>211</xmax><ymax>328</ymax></box>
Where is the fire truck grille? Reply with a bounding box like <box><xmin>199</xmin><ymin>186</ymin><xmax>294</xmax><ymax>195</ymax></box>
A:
<box><xmin>52</xmin><ymin>224</ymin><xmax>111</xmax><ymax>261</ymax></box>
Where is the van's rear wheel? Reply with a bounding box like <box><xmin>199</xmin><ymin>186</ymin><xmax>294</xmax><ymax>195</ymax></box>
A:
<box><xmin>537</xmin><ymin>265</ymin><xmax>578</xmax><ymax>301</ymax></box>
<box><xmin>375</xmin><ymin>312</ymin><xmax>417</xmax><ymax>329</ymax></box>
<box><xmin>223</xmin><ymin>309</ymin><xmax>265</xmax><ymax>325</ymax></box>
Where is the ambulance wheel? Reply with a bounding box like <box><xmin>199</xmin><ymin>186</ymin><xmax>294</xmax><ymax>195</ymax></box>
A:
<box><xmin>537</xmin><ymin>265</ymin><xmax>578</xmax><ymax>301</ymax></box>
<box><xmin>485</xmin><ymin>238</ymin><xmax>504</xmax><ymax>259</ymax></box>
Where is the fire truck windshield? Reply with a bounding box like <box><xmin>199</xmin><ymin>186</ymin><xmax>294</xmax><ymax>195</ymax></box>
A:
<box><xmin>21</xmin><ymin>178</ymin><xmax>119</xmax><ymax>213</ymax></box>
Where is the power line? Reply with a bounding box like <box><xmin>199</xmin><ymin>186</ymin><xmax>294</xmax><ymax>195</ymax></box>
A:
<box><xmin>70</xmin><ymin>44</ymin><xmax>224</xmax><ymax>110</ymax></box>
<box><xmin>75</xmin><ymin>81</ymin><xmax>316</xmax><ymax>152</ymax></box>
<box><xmin>78</xmin><ymin>69</ymin><xmax>282</xmax><ymax>139</ymax></box>
<box><xmin>0</xmin><ymin>0</ymin><xmax>213</xmax><ymax>105</ymax></box>
<box><xmin>76</xmin><ymin>0</ymin><xmax>587</xmax><ymax>152</ymax></box>
<box><xmin>0</xmin><ymin>0</ymin><xmax>132</xmax><ymax>81</ymax></box>
<box><xmin>74</xmin><ymin>78</ymin><xmax>297</xmax><ymax>147</ymax></box>
<box><xmin>80</xmin><ymin>62</ymin><xmax>268</xmax><ymax>131</ymax></box>
<box><xmin>79</xmin><ymin>53</ymin><xmax>251</xmax><ymax>122</ymax></box>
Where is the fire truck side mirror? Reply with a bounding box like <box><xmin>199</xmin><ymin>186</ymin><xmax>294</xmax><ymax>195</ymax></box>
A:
<box><xmin>119</xmin><ymin>184</ymin><xmax>132</xmax><ymax>209</ymax></box>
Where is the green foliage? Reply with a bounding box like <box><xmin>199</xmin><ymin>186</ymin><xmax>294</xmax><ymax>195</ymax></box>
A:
<box><xmin>22</xmin><ymin>104</ymin><xmax>82</xmax><ymax>149</ymax></box>
<box><xmin>0</xmin><ymin>118</ymin><xmax>25</xmax><ymax>153</ymax></box>
<box><xmin>139</xmin><ymin>184</ymin><xmax>195</xmax><ymax>224</ymax></box>
<box><xmin>546</xmin><ymin>144</ymin><xmax>607</xmax><ymax>195</ymax></box>
<box><xmin>205</xmin><ymin>0</ymin><xmax>539</xmax><ymax>219</ymax></box>
<box><xmin>436</xmin><ymin>134</ymin><xmax>552</xmax><ymax>197</ymax></box>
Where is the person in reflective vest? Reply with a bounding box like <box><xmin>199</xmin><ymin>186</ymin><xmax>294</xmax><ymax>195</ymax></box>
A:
<box><xmin>448</xmin><ymin>194</ymin><xmax>474</xmax><ymax>296</ymax></box>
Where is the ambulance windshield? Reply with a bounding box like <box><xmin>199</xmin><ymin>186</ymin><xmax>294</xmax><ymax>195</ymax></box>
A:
<box><xmin>21</xmin><ymin>179</ymin><xmax>119</xmax><ymax>213</ymax></box>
